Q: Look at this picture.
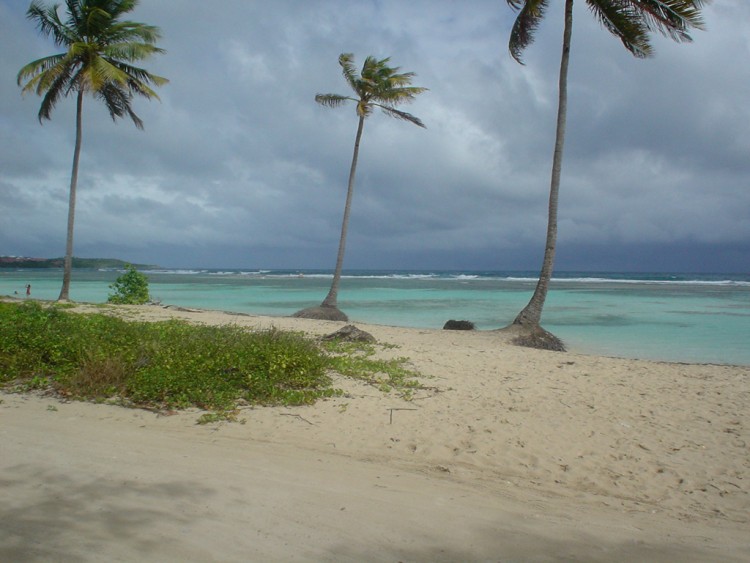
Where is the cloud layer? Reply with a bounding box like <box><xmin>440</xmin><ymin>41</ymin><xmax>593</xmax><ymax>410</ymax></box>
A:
<box><xmin>2</xmin><ymin>0</ymin><xmax>748</xmax><ymax>272</ymax></box>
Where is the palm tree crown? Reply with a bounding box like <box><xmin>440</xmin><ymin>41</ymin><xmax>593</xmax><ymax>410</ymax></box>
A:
<box><xmin>17</xmin><ymin>0</ymin><xmax>167</xmax><ymax>128</ymax></box>
<box><xmin>315</xmin><ymin>53</ymin><xmax>426</xmax><ymax>128</ymax></box>
<box><xmin>508</xmin><ymin>0</ymin><xmax>707</xmax><ymax>62</ymax></box>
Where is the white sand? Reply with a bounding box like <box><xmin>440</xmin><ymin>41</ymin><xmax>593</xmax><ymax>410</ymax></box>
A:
<box><xmin>1</xmin><ymin>304</ymin><xmax>748</xmax><ymax>562</ymax></box>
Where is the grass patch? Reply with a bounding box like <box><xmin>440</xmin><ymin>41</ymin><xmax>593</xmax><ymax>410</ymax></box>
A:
<box><xmin>0</xmin><ymin>301</ymin><xmax>336</xmax><ymax>410</ymax></box>
<box><xmin>322</xmin><ymin>339</ymin><xmax>422</xmax><ymax>399</ymax></box>
<box><xmin>196</xmin><ymin>411</ymin><xmax>244</xmax><ymax>425</ymax></box>
<box><xmin>0</xmin><ymin>301</ymin><xmax>424</xmax><ymax>413</ymax></box>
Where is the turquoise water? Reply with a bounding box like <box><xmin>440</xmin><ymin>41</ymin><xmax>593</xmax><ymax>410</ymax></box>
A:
<box><xmin>2</xmin><ymin>269</ymin><xmax>749</xmax><ymax>366</ymax></box>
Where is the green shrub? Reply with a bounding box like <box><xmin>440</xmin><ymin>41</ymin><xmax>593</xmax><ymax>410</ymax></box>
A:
<box><xmin>0</xmin><ymin>302</ymin><xmax>423</xmax><ymax>414</ymax></box>
<box><xmin>108</xmin><ymin>264</ymin><xmax>150</xmax><ymax>304</ymax></box>
<box><xmin>0</xmin><ymin>302</ymin><xmax>334</xmax><ymax>409</ymax></box>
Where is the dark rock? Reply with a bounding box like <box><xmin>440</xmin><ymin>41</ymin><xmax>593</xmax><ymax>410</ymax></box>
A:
<box><xmin>322</xmin><ymin>324</ymin><xmax>376</xmax><ymax>343</ymax></box>
<box><xmin>443</xmin><ymin>320</ymin><xmax>475</xmax><ymax>331</ymax></box>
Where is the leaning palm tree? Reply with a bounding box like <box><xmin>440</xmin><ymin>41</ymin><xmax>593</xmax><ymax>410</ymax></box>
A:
<box><xmin>505</xmin><ymin>0</ymin><xmax>706</xmax><ymax>350</ymax></box>
<box><xmin>294</xmin><ymin>53</ymin><xmax>426</xmax><ymax>321</ymax></box>
<box><xmin>17</xmin><ymin>0</ymin><xmax>167</xmax><ymax>301</ymax></box>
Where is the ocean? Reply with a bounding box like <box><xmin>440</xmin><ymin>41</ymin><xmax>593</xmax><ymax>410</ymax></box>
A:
<box><xmin>2</xmin><ymin>268</ymin><xmax>749</xmax><ymax>366</ymax></box>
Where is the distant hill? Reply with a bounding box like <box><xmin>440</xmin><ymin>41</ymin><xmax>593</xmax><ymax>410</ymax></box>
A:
<box><xmin>0</xmin><ymin>257</ymin><xmax>157</xmax><ymax>270</ymax></box>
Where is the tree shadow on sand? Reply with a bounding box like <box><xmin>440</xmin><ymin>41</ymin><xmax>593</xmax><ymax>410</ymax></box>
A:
<box><xmin>327</xmin><ymin>525</ymin><xmax>730</xmax><ymax>563</ymax></box>
<box><xmin>0</xmin><ymin>464</ymin><xmax>214</xmax><ymax>562</ymax></box>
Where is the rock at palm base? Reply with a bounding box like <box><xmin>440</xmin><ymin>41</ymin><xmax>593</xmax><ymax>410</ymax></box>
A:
<box><xmin>321</xmin><ymin>325</ymin><xmax>376</xmax><ymax>343</ymax></box>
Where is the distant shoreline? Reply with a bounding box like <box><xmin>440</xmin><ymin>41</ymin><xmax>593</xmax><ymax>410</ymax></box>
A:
<box><xmin>0</xmin><ymin>256</ymin><xmax>156</xmax><ymax>270</ymax></box>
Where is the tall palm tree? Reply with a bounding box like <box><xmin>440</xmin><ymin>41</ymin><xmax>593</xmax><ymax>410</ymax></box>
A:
<box><xmin>294</xmin><ymin>53</ymin><xmax>426</xmax><ymax>321</ymax></box>
<box><xmin>17</xmin><ymin>0</ymin><xmax>167</xmax><ymax>301</ymax></box>
<box><xmin>505</xmin><ymin>0</ymin><xmax>706</xmax><ymax>349</ymax></box>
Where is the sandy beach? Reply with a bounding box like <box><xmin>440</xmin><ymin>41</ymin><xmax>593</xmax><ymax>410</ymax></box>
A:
<box><xmin>1</xmin><ymin>304</ymin><xmax>748</xmax><ymax>562</ymax></box>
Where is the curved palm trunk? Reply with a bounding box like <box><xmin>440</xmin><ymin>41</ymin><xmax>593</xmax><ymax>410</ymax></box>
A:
<box><xmin>321</xmin><ymin>115</ymin><xmax>366</xmax><ymax>309</ymax></box>
<box><xmin>58</xmin><ymin>89</ymin><xmax>83</xmax><ymax>301</ymax></box>
<box><xmin>513</xmin><ymin>0</ymin><xmax>573</xmax><ymax>327</ymax></box>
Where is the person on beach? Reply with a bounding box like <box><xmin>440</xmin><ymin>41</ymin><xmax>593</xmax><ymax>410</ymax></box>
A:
<box><xmin>25</xmin><ymin>284</ymin><xmax>31</xmax><ymax>297</ymax></box>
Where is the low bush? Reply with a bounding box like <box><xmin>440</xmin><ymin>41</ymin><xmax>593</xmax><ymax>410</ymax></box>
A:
<box><xmin>0</xmin><ymin>301</ymin><xmax>335</xmax><ymax>410</ymax></box>
<box><xmin>108</xmin><ymin>264</ymin><xmax>150</xmax><ymax>304</ymax></box>
<box><xmin>0</xmin><ymin>302</ymin><xmax>424</xmax><ymax>414</ymax></box>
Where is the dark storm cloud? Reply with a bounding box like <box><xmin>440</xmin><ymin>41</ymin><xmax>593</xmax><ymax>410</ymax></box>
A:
<box><xmin>1</xmin><ymin>0</ymin><xmax>748</xmax><ymax>271</ymax></box>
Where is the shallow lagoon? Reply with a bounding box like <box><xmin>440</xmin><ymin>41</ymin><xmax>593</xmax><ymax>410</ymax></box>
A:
<box><xmin>2</xmin><ymin>268</ymin><xmax>748</xmax><ymax>365</ymax></box>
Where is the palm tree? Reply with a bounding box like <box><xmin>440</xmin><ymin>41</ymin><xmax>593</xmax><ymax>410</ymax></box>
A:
<box><xmin>17</xmin><ymin>0</ymin><xmax>167</xmax><ymax>301</ymax></box>
<box><xmin>505</xmin><ymin>0</ymin><xmax>706</xmax><ymax>349</ymax></box>
<box><xmin>294</xmin><ymin>53</ymin><xmax>426</xmax><ymax>321</ymax></box>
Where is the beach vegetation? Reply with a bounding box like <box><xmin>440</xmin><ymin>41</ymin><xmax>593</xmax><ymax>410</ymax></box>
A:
<box><xmin>108</xmin><ymin>264</ymin><xmax>150</xmax><ymax>304</ymax></box>
<box><xmin>322</xmin><ymin>339</ymin><xmax>422</xmax><ymax>400</ymax></box>
<box><xmin>17</xmin><ymin>0</ymin><xmax>167</xmax><ymax>301</ymax></box>
<box><xmin>293</xmin><ymin>53</ymin><xmax>426</xmax><ymax>322</ymax></box>
<box><xmin>504</xmin><ymin>0</ymin><xmax>706</xmax><ymax>350</ymax></box>
<box><xmin>0</xmin><ymin>301</ymin><xmax>334</xmax><ymax>410</ymax></box>
<box><xmin>196</xmin><ymin>411</ymin><xmax>243</xmax><ymax>425</ymax></box>
<box><xmin>0</xmin><ymin>302</ymin><xmax>423</xmax><ymax>413</ymax></box>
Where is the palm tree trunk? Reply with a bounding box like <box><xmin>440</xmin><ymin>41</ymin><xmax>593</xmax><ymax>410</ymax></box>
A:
<box><xmin>322</xmin><ymin>115</ymin><xmax>365</xmax><ymax>309</ymax></box>
<box><xmin>513</xmin><ymin>0</ymin><xmax>573</xmax><ymax>327</ymax></box>
<box><xmin>58</xmin><ymin>89</ymin><xmax>83</xmax><ymax>301</ymax></box>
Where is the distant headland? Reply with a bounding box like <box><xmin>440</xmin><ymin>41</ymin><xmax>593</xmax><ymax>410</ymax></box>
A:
<box><xmin>0</xmin><ymin>256</ymin><xmax>157</xmax><ymax>270</ymax></box>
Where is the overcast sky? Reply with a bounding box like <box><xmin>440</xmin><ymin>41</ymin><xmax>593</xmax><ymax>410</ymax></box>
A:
<box><xmin>1</xmin><ymin>0</ymin><xmax>748</xmax><ymax>272</ymax></box>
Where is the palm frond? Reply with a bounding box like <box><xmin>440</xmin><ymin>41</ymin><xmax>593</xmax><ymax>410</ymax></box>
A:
<box><xmin>106</xmin><ymin>0</ymin><xmax>139</xmax><ymax>20</ymax></box>
<box><xmin>113</xmin><ymin>60</ymin><xmax>168</xmax><ymax>89</ymax></box>
<box><xmin>119</xmin><ymin>67</ymin><xmax>166</xmax><ymax>99</ymax></box>
<box><xmin>21</xmin><ymin>50</ymin><xmax>77</xmax><ymax>98</ymax></box>
<box><xmin>507</xmin><ymin>0</ymin><xmax>550</xmax><ymax>64</ymax></box>
<box><xmin>125</xmin><ymin>78</ymin><xmax>159</xmax><ymax>100</ymax></box>
<box><xmin>64</xmin><ymin>0</ymin><xmax>83</xmax><ymax>29</ymax></box>
<box><xmin>38</xmin><ymin>60</ymin><xmax>77</xmax><ymax>121</ymax></box>
<box><xmin>88</xmin><ymin>55</ymin><xmax>130</xmax><ymax>90</ymax></box>
<box><xmin>376</xmin><ymin>86</ymin><xmax>428</xmax><ymax>106</ymax></box>
<box><xmin>587</xmin><ymin>0</ymin><xmax>706</xmax><ymax>58</ymax></box>
<box><xmin>37</xmin><ymin>56</ymin><xmax>78</xmax><ymax>95</ymax></box>
<box><xmin>106</xmin><ymin>21</ymin><xmax>163</xmax><ymax>45</ymax></box>
<box><xmin>85</xmin><ymin>6</ymin><xmax>115</xmax><ymax>34</ymax></box>
<box><xmin>17</xmin><ymin>53</ymin><xmax>67</xmax><ymax>87</ymax></box>
<box><xmin>104</xmin><ymin>41</ymin><xmax>165</xmax><ymax>63</ymax></box>
<box><xmin>384</xmin><ymin>71</ymin><xmax>417</xmax><ymax>88</ymax></box>
<box><xmin>338</xmin><ymin>53</ymin><xmax>359</xmax><ymax>94</ymax></box>
<box><xmin>315</xmin><ymin>93</ymin><xmax>353</xmax><ymax>108</ymax></box>
<box><xmin>28</xmin><ymin>0</ymin><xmax>78</xmax><ymax>46</ymax></box>
<box><xmin>95</xmin><ymin>79</ymin><xmax>143</xmax><ymax>128</ymax></box>
<box><xmin>375</xmin><ymin>105</ymin><xmax>426</xmax><ymax>128</ymax></box>
<box><xmin>361</xmin><ymin>55</ymin><xmax>390</xmax><ymax>80</ymax></box>
<box><xmin>588</xmin><ymin>0</ymin><xmax>653</xmax><ymax>57</ymax></box>
<box><xmin>627</xmin><ymin>0</ymin><xmax>706</xmax><ymax>38</ymax></box>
